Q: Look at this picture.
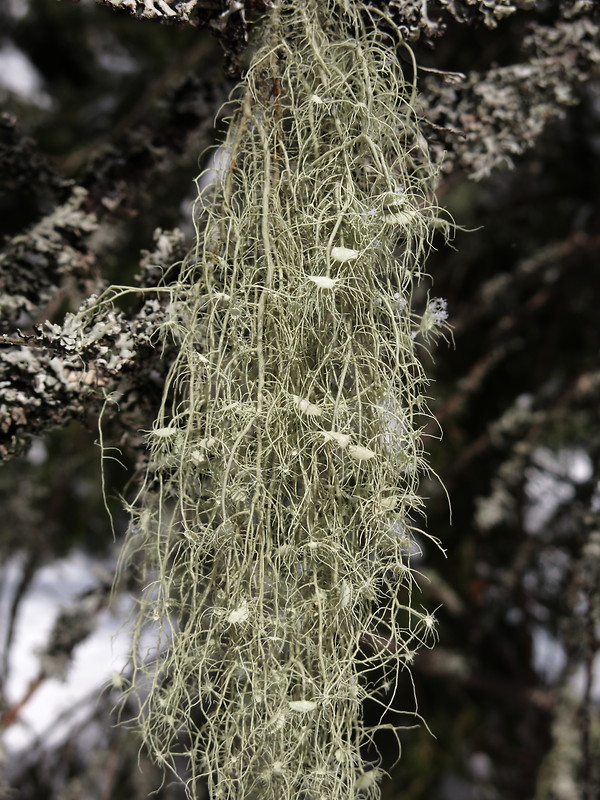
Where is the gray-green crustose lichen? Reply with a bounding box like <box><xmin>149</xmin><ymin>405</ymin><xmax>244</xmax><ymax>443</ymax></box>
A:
<box><xmin>421</xmin><ymin>0</ymin><xmax>600</xmax><ymax>179</ymax></box>
<box><xmin>116</xmin><ymin>0</ymin><xmax>452</xmax><ymax>797</ymax></box>
<box><xmin>0</xmin><ymin>228</ymin><xmax>186</xmax><ymax>460</ymax></box>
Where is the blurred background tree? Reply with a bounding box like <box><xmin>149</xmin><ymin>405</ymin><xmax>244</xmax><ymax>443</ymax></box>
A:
<box><xmin>0</xmin><ymin>1</ymin><xmax>598</xmax><ymax>798</ymax></box>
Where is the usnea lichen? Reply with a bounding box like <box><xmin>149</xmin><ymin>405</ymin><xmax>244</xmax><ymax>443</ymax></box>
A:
<box><xmin>120</xmin><ymin>0</ymin><xmax>452</xmax><ymax>797</ymax></box>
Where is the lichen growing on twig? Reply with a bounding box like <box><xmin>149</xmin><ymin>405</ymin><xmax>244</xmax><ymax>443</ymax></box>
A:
<box><xmin>120</xmin><ymin>1</ymin><xmax>451</xmax><ymax>797</ymax></box>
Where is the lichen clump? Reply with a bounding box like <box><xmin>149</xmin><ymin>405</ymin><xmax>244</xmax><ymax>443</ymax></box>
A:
<box><xmin>124</xmin><ymin>0</ymin><xmax>449</xmax><ymax>797</ymax></box>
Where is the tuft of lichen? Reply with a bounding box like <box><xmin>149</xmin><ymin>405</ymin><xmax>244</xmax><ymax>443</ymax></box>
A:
<box><xmin>121</xmin><ymin>1</ymin><xmax>451</xmax><ymax>798</ymax></box>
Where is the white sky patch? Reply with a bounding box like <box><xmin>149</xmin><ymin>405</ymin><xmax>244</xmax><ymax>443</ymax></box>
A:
<box><xmin>198</xmin><ymin>145</ymin><xmax>232</xmax><ymax>193</ymax></box>
<box><xmin>26</xmin><ymin>438</ymin><xmax>48</xmax><ymax>467</ymax></box>
<box><xmin>532</xmin><ymin>446</ymin><xmax>593</xmax><ymax>484</ymax></box>
<box><xmin>93</xmin><ymin>32</ymin><xmax>139</xmax><ymax>75</ymax></box>
<box><xmin>570</xmin><ymin>652</ymin><xmax>600</xmax><ymax>702</ymax></box>
<box><xmin>0</xmin><ymin>42</ymin><xmax>52</xmax><ymax>108</ymax></box>
<box><xmin>1</xmin><ymin>549</ymin><xmax>133</xmax><ymax>754</ymax></box>
<box><xmin>524</xmin><ymin>446</ymin><xmax>593</xmax><ymax>534</ymax></box>
<box><xmin>532</xmin><ymin>626</ymin><xmax>567</xmax><ymax>684</ymax></box>
<box><xmin>7</xmin><ymin>0</ymin><xmax>30</xmax><ymax>20</ymax></box>
<box><xmin>177</xmin><ymin>145</ymin><xmax>232</xmax><ymax>234</ymax></box>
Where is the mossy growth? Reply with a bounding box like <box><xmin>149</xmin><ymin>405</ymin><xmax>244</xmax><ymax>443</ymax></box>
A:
<box><xmin>118</xmin><ymin>0</ymin><xmax>452</xmax><ymax>797</ymax></box>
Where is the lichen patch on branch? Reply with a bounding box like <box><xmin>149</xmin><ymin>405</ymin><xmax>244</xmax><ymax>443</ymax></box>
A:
<box><xmin>121</xmin><ymin>1</ymin><xmax>451</xmax><ymax>798</ymax></box>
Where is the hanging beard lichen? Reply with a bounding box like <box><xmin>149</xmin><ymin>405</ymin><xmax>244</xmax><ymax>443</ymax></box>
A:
<box><xmin>120</xmin><ymin>0</ymin><xmax>452</xmax><ymax>797</ymax></box>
